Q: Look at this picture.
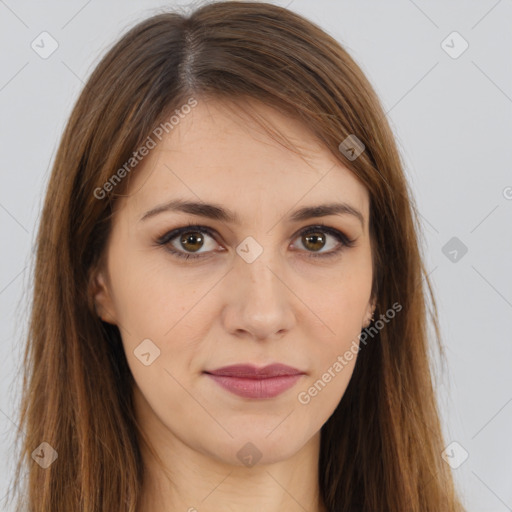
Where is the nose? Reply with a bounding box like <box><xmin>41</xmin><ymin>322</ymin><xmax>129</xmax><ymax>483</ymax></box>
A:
<box><xmin>220</xmin><ymin>247</ymin><xmax>296</xmax><ymax>341</ymax></box>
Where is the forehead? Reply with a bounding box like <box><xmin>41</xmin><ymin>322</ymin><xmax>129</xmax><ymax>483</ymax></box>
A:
<box><xmin>117</xmin><ymin>98</ymin><xmax>370</xmax><ymax>227</ymax></box>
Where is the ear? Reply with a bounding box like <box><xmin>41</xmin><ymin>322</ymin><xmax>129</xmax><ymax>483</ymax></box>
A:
<box><xmin>89</xmin><ymin>265</ymin><xmax>118</xmax><ymax>325</ymax></box>
<box><xmin>362</xmin><ymin>295</ymin><xmax>377</xmax><ymax>329</ymax></box>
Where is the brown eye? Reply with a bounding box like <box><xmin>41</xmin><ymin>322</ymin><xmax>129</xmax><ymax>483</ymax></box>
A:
<box><xmin>157</xmin><ymin>224</ymin><xmax>356</xmax><ymax>262</ymax></box>
<box><xmin>291</xmin><ymin>225</ymin><xmax>356</xmax><ymax>259</ymax></box>
<box><xmin>179</xmin><ymin>231</ymin><xmax>205</xmax><ymax>253</ymax></box>
<box><xmin>157</xmin><ymin>225</ymin><xmax>219</xmax><ymax>260</ymax></box>
<box><xmin>301</xmin><ymin>231</ymin><xmax>327</xmax><ymax>252</ymax></box>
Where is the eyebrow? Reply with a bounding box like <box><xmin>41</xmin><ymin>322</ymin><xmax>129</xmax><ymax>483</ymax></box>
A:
<box><xmin>139</xmin><ymin>199</ymin><xmax>365</xmax><ymax>228</ymax></box>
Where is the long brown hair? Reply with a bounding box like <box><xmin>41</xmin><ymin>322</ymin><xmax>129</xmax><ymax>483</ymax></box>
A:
<box><xmin>9</xmin><ymin>2</ymin><xmax>465</xmax><ymax>510</ymax></box>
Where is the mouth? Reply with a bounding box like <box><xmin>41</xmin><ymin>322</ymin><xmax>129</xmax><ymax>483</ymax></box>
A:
<box><xmin>203</xmin><ymin>364</ymin><xmax>306</xmax><ymax>399</ymax></box>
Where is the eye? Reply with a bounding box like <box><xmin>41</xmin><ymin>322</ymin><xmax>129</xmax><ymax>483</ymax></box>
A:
<box><xmin>291</xmin><ymin>225</ymin><xmax>356</xmax><ymax>258</ymax></box>
<box><xmin>156</xmin><ymin>223</ymin><xmax>220</xmax><ymax>260</ymax></box>
<box><xmin>155</xmin><ymin>223</ymin><xmax>356</xmax><ymax>261</ymax></box>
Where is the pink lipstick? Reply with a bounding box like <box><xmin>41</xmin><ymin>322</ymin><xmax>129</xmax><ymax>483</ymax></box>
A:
<box><xmin>204</xmin><ymin>364</ymin><xmax>305</xmax><ymax>399</ymax></box>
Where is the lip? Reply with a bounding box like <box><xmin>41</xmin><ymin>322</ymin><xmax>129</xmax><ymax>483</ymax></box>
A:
<box><xmin>204</xmin><ymin>364</ymin><xmax>306</xmax><ymax>399</ymax></box>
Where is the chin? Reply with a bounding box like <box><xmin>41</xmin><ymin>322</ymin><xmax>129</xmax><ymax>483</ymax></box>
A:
<box><xmin>199</xmin><ymin>422</ymin><xmax>315</xmax><ymax>467</ymax></box>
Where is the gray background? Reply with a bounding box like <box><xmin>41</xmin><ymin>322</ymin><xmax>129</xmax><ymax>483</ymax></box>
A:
<box><xmin>1</xmin><ymin>0</ymin><xmax>511</xmax><ymax>510</ymax></box>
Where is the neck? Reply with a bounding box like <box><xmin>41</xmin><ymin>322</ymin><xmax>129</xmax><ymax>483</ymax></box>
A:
<box><xmin>133</xmin><ymin>389</ymin><xmax>327</xmax><ymax>512</ymax></box>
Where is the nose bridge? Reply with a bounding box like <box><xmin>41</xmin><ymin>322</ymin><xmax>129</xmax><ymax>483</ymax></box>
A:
<box><xmin>222</xmin><ymin>234</ymin><xmax>295</xmax><ymax>339</ymax></box>
<box><xmin>236</xmin><ymin>235</ymin><xmax>284</xmax><ymax>302</ymax></box>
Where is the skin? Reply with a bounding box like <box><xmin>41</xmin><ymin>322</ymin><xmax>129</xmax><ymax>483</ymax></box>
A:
<box><xmin>93</xmin><ymin>97</ymin><xmax>375</xmax><ymax>512</ymax></box>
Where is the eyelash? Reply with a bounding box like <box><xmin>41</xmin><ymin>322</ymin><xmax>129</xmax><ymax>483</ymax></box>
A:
<box><xmin>155</xmin><ymin>222</ymin><xmax>356</xmax><ymax>261</ymax></box>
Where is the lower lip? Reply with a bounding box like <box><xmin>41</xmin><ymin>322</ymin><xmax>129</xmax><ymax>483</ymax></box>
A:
<box><xmin>205</xmin><ymin>373</ymin><xmax>304</xmax><ymax>399</ymax></box>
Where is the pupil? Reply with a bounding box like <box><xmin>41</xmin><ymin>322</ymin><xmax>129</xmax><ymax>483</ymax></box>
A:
<box><xmin>305</xmin><ymin>232</ymin><xmax>325</xmax><ymax>251</ymax></box>
<box><xmin>181</xmin><ymin>232</ymin><xmax>203</xmax><ymax>252</ymax></box>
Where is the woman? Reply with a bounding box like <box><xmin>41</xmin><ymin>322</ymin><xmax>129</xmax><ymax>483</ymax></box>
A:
<box><xmin>10</xmin><ymin>1</ymin><xmax>466</xmax><ymax>511</ymax></box>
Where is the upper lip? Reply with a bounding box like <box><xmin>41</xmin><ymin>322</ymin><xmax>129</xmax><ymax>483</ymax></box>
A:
<box><xmin>204</xmin><ymin>364</ymin><xmax>305</xmax><ymax>379</ymax></box>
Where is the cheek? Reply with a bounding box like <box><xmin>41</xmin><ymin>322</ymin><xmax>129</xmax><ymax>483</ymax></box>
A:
<box><xmin>308</xmin><ymin>270</ymin><xmax>371</xmax><ymax>341</ymax></box>
<box><xmin>106</xmin><ymin>244</ymin><xmax>210</xmax><ymax>385</ymax></box>
<box><xmin>110</xmin><ymin>270</ymin><xmax>163</xmax><ymax>338</ymax></box>
<box><xmin>299</xmin><ymin>275</ymin><xmax>369</xmax><ymax>398</ymax></box>
<box><xmin>295</xmin><ymin>307</ymin><xmax>362</xmax><ymax>418</ymax></box>
<box><xmin>107</xmin><ymin>241</ymin><xmax>184</xmax><ymax>337</ymax></box>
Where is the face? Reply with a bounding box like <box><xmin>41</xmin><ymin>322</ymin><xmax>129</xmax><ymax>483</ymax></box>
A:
<box><xmin>93</xmin><ymin>97</ymin><xmax>375</xmax><ymax>467</ymax></box>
